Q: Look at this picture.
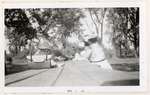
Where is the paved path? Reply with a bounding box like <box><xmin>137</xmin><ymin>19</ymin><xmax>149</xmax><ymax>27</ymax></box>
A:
<box><xmin>54</xmin><ymin>60</ymin><xmax>139</xmax><ymax>86</ymax></box>
<box><xmin>6</xmin><ymin>60</ymin><xmax>139</xmax><ymax>86</ymax></box>
<box><xmin>6</xmin><ymin>67</ymin><xmax>62</xmax><ymax>87</ymax></box>
<box><xmin>5</xmin><ymin>69</ymin><xmax>48</xmax><ymax>86</ymax></box>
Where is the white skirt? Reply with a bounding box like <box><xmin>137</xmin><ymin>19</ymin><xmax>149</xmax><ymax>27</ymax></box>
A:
<box><xmin>89</xmin><ymin>43</ymin><xmax>105</xmax><ymax>61</ymax></box>
<box><xmin>92</xmin><ymin>60</ymin><xmax>113</xmax><ymax>70</ymax></box>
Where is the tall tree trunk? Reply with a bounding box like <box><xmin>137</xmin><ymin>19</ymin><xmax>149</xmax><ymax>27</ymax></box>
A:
<box><xmin>19</xmin><ymin>46</ymin><xmax>21</xmax><ymax>53</ymax></box>
<box><xmin>29</xmin><ymin>40</ymin><xmax>33</xmax><ymax>62</ymax></box>
<box><xmin>101</xmin><ymin>9</ymin><xmax>107</xmax><ymax>43</ymax></box>
<box><xmin>119</xmin><ymin>41</ymin><xmax>122</xmax><ymax>57</ymax></box>
<box><xmin>30</xmin><ymin>52</ymin><xmax>32</xmax><ymax>62</ymax></box>
<box><xmin>46</xmin><ymin>51</ymin><xmax>48</xmax><ymax>61</ymax></box>
<box><xmin>133</xmin><ymin>35</ymin><xmax>138</xmax><ymax>58</ymax></box>
<box><xmin>101</xmin><ymin>22</ymin><xmax>103</xmax><ymax>42</ymax></box>
<box><xmin>15</xmin><ymin>46</ymin><xmax>18</xmax><ymax>55</ymax></box>
<box><xmin>93</xmin><ymin>8</ymin><xmax>107</xmax><ymax>43</ymax></box>
<box><xmin>88</xmin><ymin>9</ymin><xmax>99</xmax><ymax>38</ymax></box>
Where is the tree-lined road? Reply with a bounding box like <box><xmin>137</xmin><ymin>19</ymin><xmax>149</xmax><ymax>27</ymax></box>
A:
<box><xmin>6</xmin><ymin>60</ymin><xmax>139</xmax><ymax>86</ymax></box>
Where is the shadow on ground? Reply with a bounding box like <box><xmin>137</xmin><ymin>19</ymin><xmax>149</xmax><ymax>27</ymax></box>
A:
<box><xmin>111</xmin><ymin>63</ymin><xmax>139</xmax><ymax>72</ymax></box>
<box><xmin>101</xmin><ymin>79</ymin><xmax>139</xmax><ymax>86</ymax></box>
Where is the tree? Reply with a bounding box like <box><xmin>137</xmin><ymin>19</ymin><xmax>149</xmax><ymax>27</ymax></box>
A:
<box><xmin>106</xmin><ymin>8</ymin><xmax>139</xmax><ymax>57</ymax></box>
<box><xmin>88</xmin><ymin>8</ymin><xmax>107</xmax><ymax>42</ymax></box>
<box><xmin>5</xmin><ymin>9</ymin><xmax>37</xmax><ymax>56</ymax></box>
<box><xmin>25</xmin><ymin>8</ymin><xmax>84</xmax><ymax>52</ymax></box>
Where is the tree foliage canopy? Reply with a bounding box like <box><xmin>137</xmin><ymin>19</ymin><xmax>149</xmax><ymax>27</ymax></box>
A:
<box><xmin>5</xmin><ymin>9</ymin><xmax>37</xmax><ymax>55</ymax></box>
<box><xmin>106</xmin><ymin>8</ymin><xmax>139</xmax><ymax>57</ymax></box>
<box><xmin>5</xmin><ymin>8</ymin><xmax>139</xmax><ymax>58</ymax></box>
<box><xmin>5</xmin><ymin>8</ymin><xmax>84</xmax><ymax>56</ymax></box>
<box><xmin>26</xmin><ymin>8</ymin><xmax>84</xmax><ymax>37</ymax></box>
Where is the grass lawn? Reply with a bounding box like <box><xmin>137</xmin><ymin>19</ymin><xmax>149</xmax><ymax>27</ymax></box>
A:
<box><xmin>107</xmin><ymin>56</ymin><xmax>139</xmax><ymax>72</ymax></box>
<box><xmin>101</xmin><ymin>45</ymin><xmax>139</xmax><ymax>72</ymax></box>
<box><xmin>5</xmin><ymin>58</ymin><xmax>29</xmax><ymax>75</ymax></box>
<box><xmin>5</xmin><ymin>64</ymin><xmax>29</xmax><ymax>75</ymax></box>
<box><xmin>5</xmin><ymin>58</ymin><xmax>57</xmax><ymax>75</ymax></box>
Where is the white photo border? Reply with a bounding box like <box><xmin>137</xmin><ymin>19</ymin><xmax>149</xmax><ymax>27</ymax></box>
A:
<box><xmin>0</xmin><ymin>1</ymin><xmax>147</xmax><ymax>93</ymax></box>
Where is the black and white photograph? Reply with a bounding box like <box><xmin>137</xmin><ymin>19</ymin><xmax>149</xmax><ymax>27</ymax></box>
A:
<box><xmin>4</xmin><ymin>7</ymin><xmax>140</xmax><ymax>87</ymax></box>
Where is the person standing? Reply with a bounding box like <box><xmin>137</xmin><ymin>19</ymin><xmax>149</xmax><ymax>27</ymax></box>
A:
<box><xmin>85</xmin><ymin>37</ymin><xmax>113</xmax><ymax>70</ymax></box>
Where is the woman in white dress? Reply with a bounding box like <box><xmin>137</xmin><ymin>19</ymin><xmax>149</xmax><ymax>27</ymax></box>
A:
<box><xmin>84</xmin><ymin>37</ymin><xmax>113</xmax><ymax>70</ymax></box>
